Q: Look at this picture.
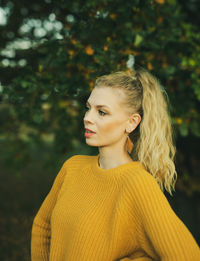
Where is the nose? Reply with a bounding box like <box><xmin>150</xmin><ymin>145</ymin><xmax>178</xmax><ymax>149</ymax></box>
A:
<box><xmin>83</xmin><ymin>110</ymin><xmax>94</xmax><ymax>125</ymax></box>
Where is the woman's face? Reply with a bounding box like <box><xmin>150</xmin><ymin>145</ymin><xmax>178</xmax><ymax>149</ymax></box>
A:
<box><xmin>83</xmin><ymin>86</ymin><xmax>132</xmax><ymax>148</ymax></box>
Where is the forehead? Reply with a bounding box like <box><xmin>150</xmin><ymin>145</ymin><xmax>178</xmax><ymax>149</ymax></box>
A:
<box><xmin>87</xmin><ymin>87</ymin><xmax>126</xmax><ymax>110</ymax></box>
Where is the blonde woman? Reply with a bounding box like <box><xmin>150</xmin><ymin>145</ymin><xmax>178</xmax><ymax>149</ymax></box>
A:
<box><xmin>31</xmin><ymin>69</ymin><xmax>200</xmax><ymax>260</ymax></box>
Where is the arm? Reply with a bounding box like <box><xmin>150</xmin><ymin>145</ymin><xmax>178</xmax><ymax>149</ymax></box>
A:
<box><xmin>130</xmin><ymin>171</ymin><xmax>200</xmax><ymax>261</ymax></box>
<box><xmin>31</xmin><ymin>159</ymin><xmax>69</xmax><ymax>261</ymax></box>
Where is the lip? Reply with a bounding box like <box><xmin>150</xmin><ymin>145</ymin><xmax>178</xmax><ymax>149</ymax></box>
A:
<box><xmin>85</xmin><ymin>128</ymin><xmax>96</xmax><ymax>133</ymax></box>
<box><xmin>84</xmin><ymin>131</ymin><xmax>96</xmax><ymax>138</ymax></box>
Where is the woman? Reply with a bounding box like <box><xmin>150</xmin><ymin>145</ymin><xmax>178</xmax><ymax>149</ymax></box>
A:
<box><xmin>31</xmin><ymin>69</ymin><xmax>200</xmax><ymax>260</ymax></box>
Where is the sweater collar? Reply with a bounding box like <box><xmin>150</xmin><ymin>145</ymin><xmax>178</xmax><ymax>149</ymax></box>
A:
<box><xmin>91</xmin><ymin>154</ymin><xmax>143</xmax><ymax>180</ymax></box>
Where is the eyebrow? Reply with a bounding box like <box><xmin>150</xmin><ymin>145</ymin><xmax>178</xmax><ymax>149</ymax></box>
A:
<box><xmin>86</xmin><ymin>100</ymin><xmax>110</xmax><ymax>109</ymax></box>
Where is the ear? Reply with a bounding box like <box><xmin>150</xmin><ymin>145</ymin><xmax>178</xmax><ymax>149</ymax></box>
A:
<box><xmin>126</xmin><ymin>113</ymin><xmax>141</xmax><ymax>133</ymax></box>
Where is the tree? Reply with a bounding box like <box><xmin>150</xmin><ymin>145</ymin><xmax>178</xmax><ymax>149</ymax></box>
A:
<box><xmin>0</xmin><ymin>0</ymin><xmax>199</xmax><ymax>192</ymax></box>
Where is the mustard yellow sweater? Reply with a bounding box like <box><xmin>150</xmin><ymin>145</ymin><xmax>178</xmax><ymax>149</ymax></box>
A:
<box><xmin>31</xmin><ymin>154</ymin><xmax>200</xmax><ymax>261</ymax></box>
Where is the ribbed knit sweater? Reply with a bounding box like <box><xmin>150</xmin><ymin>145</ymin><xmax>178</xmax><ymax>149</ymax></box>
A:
<box><xmin>31</xmin><ymin>154</ymin><xmax>200</xmax><ymax>261</ymax></box>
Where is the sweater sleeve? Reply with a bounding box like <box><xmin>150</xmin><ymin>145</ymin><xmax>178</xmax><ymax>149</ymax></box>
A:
<box><xmin>31</xmin><ymin>159</ymin><xmax>69</xmax><ymax>261</ymax></box>
<box><xmin>129</xmin><ymin>170</ymin><xmax>200</xmax><ymax>261</ymax></box>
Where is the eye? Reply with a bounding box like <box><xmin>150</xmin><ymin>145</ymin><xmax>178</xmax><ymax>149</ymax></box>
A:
<box><xmin>98</xmin><ymin>110</ymin><xmax>106</xmax><ymax>116</ymax></box>
<box><xmin>85</xmin><ymin>105</ymin><xmax>106</xmax><ymax>116</ymax></box>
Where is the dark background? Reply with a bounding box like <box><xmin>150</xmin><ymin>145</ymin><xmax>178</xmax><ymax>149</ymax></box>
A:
<box><xmin>0</xmin><ymin>0</ymin><xmax>199</xmax><ymax>260</ymax></box>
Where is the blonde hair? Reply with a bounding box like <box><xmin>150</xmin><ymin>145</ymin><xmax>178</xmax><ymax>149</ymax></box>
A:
<box><xmin>94</xmin><ymin>69</ymin><xmax>177</xmax><ymax>195</ymax></box>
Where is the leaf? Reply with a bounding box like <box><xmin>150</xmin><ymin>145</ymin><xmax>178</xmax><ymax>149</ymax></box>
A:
<box><xmin>33</xmin><ymin>114</ymin><xmax>43</xmax><ymax>124</ymax></box>
<box><xmin>134</xmin><ymin>34</ymin><xmax>143</xmax><ymax>47</ymax></box>
<box><xmin>179</xmin><ymin>122</ymin><xmax>188</xmax><ymax>137</ymax></box>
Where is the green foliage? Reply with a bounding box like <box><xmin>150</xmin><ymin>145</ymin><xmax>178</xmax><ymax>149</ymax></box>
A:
<box><xmin>0</xmin><ymin>0</ymin><xmax>200</xmax><ymax>171</ymax></box>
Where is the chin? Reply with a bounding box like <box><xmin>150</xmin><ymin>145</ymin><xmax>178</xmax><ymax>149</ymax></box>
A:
<box><xmin>85</xmin><ymin>140</ymin><xmax>97</xmax><ymax>146</ymax></box>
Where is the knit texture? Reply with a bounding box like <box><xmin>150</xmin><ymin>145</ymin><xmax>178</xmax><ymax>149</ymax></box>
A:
<box><xmin>31</xmin><ymin>154</ymin><xmax>200</xmax><ymax>261</ymax></box>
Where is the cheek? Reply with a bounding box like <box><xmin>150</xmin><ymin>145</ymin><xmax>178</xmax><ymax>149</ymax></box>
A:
<box><xmin>99</xmin><ymin>119</ymin><xmax>124</xmax><ymax>135</ymax></box>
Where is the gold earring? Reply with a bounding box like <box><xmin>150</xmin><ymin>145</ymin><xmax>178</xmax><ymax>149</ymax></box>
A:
<box><xmin>126</xmin><ymin>135</ymin><xmax>133</xmax><ymax>154</ymax></box>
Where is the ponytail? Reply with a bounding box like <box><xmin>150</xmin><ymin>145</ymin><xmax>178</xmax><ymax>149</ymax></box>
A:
<box><xmin>132</xmin><ymin>69</ymin><xmax>177</xmax><ymax>195</ymax></box>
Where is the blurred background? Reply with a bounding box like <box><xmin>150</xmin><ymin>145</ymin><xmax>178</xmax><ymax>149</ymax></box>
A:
<box><xmin>0</xmin><ymin>0</ymin><xmax>199</xmax><ymax>260</ymax></box>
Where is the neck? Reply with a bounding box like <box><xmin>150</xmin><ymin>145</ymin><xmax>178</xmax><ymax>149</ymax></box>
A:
<box><xmin>98</xmin><ymin>139</ymin><xmax>133</xmax><ymax>170</ymax></box>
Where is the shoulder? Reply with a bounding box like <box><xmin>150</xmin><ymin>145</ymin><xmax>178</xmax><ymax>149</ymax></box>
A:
<box><xmin>62</xmin><ymin>154</ymin><xmax>95</xmax><ymax>169</ymax></box>
<box><xmin>123</xmin><ymin>164</ymin><xmax>165</xmax><ymax>199</ymax></box>
<box><xmin>124</xmin><ymin>164</ymin><xmax>159</xmax><ymax>187</ymax></box>
<box><xmin>123</xmin><ymin>165</ymin><xmax>171</xmax><ymax>214</ymax></box>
